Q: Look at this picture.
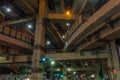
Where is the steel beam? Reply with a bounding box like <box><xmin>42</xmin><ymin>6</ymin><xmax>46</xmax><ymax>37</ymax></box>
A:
<box><xmin>2</xmin><ymin>17</ymin><xmax>34</xmax><ymax>26</ymax></box>
<box><xmin>50</xmin><ymin>22</ymin><xmax>64</xmax><ymax>43</ymax></box>
<box><xmin>21</xmin><ymin>0</ymin><xmax>35</xmax><ymax>13</ymax></box>
<box><xmin>47</xmin><ymin>13</ymin><xmax>78</xmax><ymax>20</ymax></box>
<box><xmin>72</xmin><ymin>0</ymin><xmax>87</xmax><ymax>14</ymax></box>
<box><xmin>46</xmin><ymin>52</ymin><xmax>109</xmax><ymax>61</ymax></box>
<box><xmin>0</xmin><ymin>51</ymin><xmax>109</xmax><ymax>63</ymax></box>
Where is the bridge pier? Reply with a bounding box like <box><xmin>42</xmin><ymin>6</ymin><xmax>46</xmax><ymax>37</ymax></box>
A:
<box><xmin>31</xmin><ymin>0</ymin><xmax>46</xmax><ymax>80</ymax></box>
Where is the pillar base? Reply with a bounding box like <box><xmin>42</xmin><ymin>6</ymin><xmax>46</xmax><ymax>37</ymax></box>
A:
<box><xmin>31</xmin><ymin>73</ymin><xmax>43</xmax><ymax>80</ymax></box>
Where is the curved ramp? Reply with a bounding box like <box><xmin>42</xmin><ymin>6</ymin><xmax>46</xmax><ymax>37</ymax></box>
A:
<box><xmin>65</xmin><ymin>0</ymin><xmax>120</xmax><ymax>51</ymax></box>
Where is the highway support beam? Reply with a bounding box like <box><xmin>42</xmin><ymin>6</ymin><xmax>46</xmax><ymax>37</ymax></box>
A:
<box><xmin>31</xmin><ymin>0</ymin><xmax>46</xmax><ymax>80</ymax></box>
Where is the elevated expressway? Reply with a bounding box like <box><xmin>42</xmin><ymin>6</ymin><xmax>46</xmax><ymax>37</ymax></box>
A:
<box><xmin>65</xmin><ymin>0</ymin><xmax>120</xmax><ymax>51</ymax></box>
<box><xmin>0</xmin><ymin>21</ymin><xmax>109</xmax><ymax>65</ymax></box>
<box><xmin>0</xmin><ymin>24</ymin><xmax>33</xmax><ymax>55</ymax></box>
<box><xmin>1</xmin><ymin>0</ymin><xmax>120</xmax><ymax>65</ymax></box>
<box><xmin>0</xmin><ymin>51</ymin><xmax>109</xmax><ymax>63</ymax></box>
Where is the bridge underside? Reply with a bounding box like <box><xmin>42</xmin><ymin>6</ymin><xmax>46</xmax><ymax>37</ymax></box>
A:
<box><xmin>0</xmin><ymin>0</ymin><xmax>120</xmax><ymax>80</ymax></box>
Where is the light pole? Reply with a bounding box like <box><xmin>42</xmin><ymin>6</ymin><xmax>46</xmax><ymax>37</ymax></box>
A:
<box><xmin>50</xmin><ymin>61</ymin><xmax>55</xmax><ymax>80</ymax></box>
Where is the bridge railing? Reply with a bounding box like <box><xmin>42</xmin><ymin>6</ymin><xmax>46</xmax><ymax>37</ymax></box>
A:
<box><xmin>0</xmin><ymin>25</ymin><xmax>34</xmax><ymax>45</ymax></box>
<box><xmin>64</xmin><ymin>0</ymin><xmax>109</xmax><ymax>42</ymax></box>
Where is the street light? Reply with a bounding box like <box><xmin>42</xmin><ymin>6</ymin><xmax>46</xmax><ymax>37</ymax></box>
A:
<box><xmin>91</xmin><ymin>74</ymin><xmax>95</xmax><ymax>78</ymax></box>
<box><xmin>50</xmin><ymin>61</ymin><xmax>55</xmax><ymax>80</ymax></box>
<box><xmin>67</xmin><ymin>68</ymin><xmax>71</xmax><ymax>71</ymax></box>
<box><xmin>73</xmin><ymin>71</ymin><xmax>76</xmax><ymax>74</ymax></box>
<box><xmin>27</xmin><ymin>24</ymin><xmax>32</xmax><ymax>29</ymax></box>
<box><xmin>62</xmin><ymin>35</ymin><xmax>65</xmax><ymax>39</ymax></box>
<box><xmin>6</xmin><ymin>7</ymin><xmax>11</xmax><ymax>12</ymax></box>
<box><xmin>66</xmin><ymin>10</ymin><xmax>71</xmax><ymax>16</ymax></box>
<box><xmin>51</xmin><ymin>61</ymin><xmax>55</xmax><ymax>65</ymax></box>
<box><xmin>47</xmin><ymin>41</ymin><xmax>51</xmax><ymax>45</ymax></box>
<box><xmin>66</xmin><ymin>22</ymin><xmax>70</xmax><ymax>26</ymax></box>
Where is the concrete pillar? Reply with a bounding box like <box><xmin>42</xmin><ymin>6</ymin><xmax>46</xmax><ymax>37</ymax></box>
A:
<box><xmin>31</xmin><ymin>0</ymin><xmax>46</xmax><ymax>80</ymax></box>
<box><xmin>107</xmin><ymin>57</ymin><xmax>114</xmax><ymax>80</ymax></box>
<box><xmin>106</xmin><ymin>44</ymin><xmax>114</xmax><ymax>80</ymax></box>
<box><xmin>50</xmin><ymin>66</ymin><xmax>54</xmax><ymax>80</ymax></box>
<box><xmin>110</xmin><ymin>40</ymin><xmax>120</xmax><ymax>80</ymax></box>
<box><xmin>63</xmin><ymin>66</ymin><xmax>67</xmax><ymax>80</ymax></box>
<box><xmin>60</xmin><ymin>0</ymin><xmax>65</xmax><ymax>13</ymax></box>
<box><xmin>95</xmin><ymin>59</ymin><xmax>100</xmax><ymax>80</ymax></box>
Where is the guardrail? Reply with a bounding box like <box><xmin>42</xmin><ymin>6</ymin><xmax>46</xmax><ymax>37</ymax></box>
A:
<box><xmin>0</xmin><ymin>25</ymin><xmax>34</xmax><ymax>45</ymax></box>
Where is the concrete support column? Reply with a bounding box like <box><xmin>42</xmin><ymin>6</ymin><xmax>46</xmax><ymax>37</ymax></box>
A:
<box><xmin>31</xmin><ymin>0</ymin><xmax>46</xmax><ymax>80</ymax></box>
<box><xmin>60</xmin><ymin>0</ymin><xmax>65</xmax><ymax>13</ymax></box>
<box><xmin>50</xmin><ymin>66</ymin><xmax>54</xmax><ymax>80</ymax></box>
<box><xmin>63</xmin><ymin>66</ymin><xmax>67</xmax><ymax>80</ymax></box>
<box><xmin>110</xmin><ymin>40</ymin><xmax>120</xmax><ymax>80</ymax></box>
<box><xmin>106</xmin><ymin>44</ymin><xmax>114</xmax><ymax>80</ymax></box>
<box><xmin>107</xmin><ymin>57</ymin><xmax>113</xmax><ymax>80</ymax></box>
<box><xmin>95</xmin><ymin>59</ymin><xmax>100</xmax><ymax>80</ymax></box>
